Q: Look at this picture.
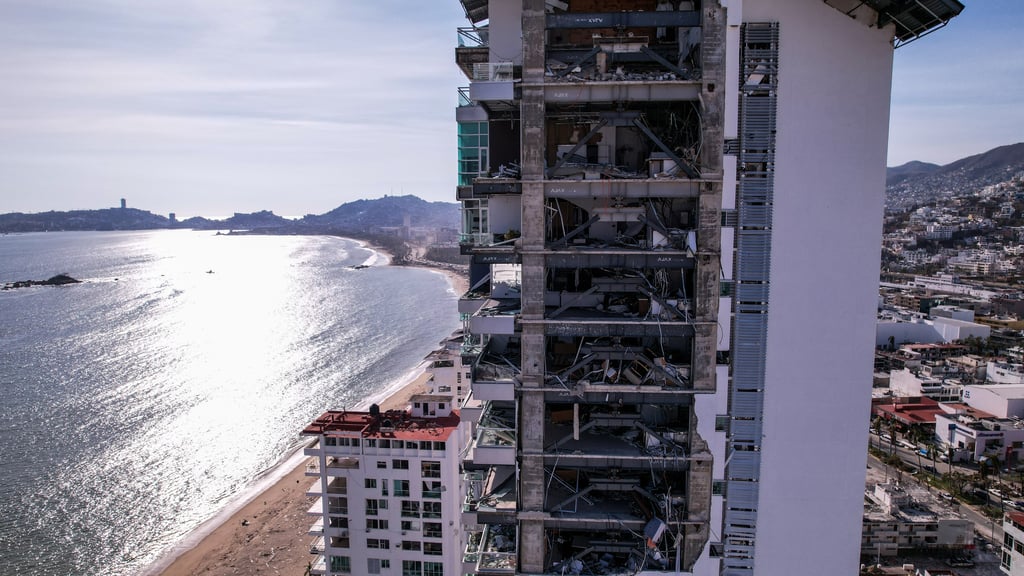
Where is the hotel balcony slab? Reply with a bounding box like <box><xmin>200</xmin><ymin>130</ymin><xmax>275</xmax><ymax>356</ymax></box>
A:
<box><xmin>544</xmin><ymin>177</ymin><xmax>720</xmax><ymax>200</ymax></box>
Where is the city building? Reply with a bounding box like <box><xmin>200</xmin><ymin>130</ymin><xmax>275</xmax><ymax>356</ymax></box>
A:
<box><xmin>301</xmin><ymin>398</ymin><xmax>467</xmax><ymax>576</ymax></box>
<box><xmin>452</xmin><ymin>0</ymin><xmax>962</xmax><ymax>574</ymax></box>
<box><xmin>862</xmin><ymin>483</ymin><xmax>972</xmax><ymax>558</ymax></box>
<box><xmin>425</xmin><ymin>331</ymin><xmax>474</xmax><ymax>404</ymax></box>
<box><xmin>1004</xmin><ymin>511</ymin><xmax>1024</xmax><ymax>575</ymax></box>
<box><xmin>933</xmin><ymin>406</ymin><xmax>1024</xmax><ymax>464</ymax></box>
<box><xmin>963</xmin><ymin>384</ymin><xmax>1024</xmax><ymax>418</ymax></box>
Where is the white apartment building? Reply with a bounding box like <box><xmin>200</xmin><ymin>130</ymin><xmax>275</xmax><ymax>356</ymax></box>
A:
<box><xmin>302</xmin><ymin>397</ymin><xmax>467</xmax><ymax>576</ymax></box>
<box><xmin>425</xmin><ymin>332</ymin><xmax>474</xmax><ymax>404</ymax></box>
<box><xmin>1003</xmin><ymin>511</ymin><xmax>1024</xmax><ymax>575</ymax></box>
<box><xmin>453</xmin><ymin>0</ymin><xmax>962</xmax><ymax>574</ymax></box>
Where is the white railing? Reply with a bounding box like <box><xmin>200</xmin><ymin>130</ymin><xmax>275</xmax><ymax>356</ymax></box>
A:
<box><xmin>473</xmin><ymin>62</ymin><xmax>514</xmax><ymax>82</ymax></box>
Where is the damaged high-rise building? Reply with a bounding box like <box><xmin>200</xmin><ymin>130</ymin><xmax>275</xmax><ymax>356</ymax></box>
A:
<box><xmin>453</xmin><ymin>1</ymin><xmax>963</xmax><ymax>574</ymax></box>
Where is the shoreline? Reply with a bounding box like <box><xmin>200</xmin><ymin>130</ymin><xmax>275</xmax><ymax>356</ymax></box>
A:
<box><xmin>151</xmin><ymin>362</ymin><xmax>438</xmax><ymax>576</ymax></box>
<box><xmin>149</xmin><ymin>239</ymin><xmax>463</xmax><ymax>576</ymax></box>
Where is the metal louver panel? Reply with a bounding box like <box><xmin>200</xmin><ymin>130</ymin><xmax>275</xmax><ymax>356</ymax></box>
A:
<box><xmin>734</xmin><ymin>282</ymin><xmax>769</xmax><ymax>303</ymax></box>
<box><xmin>729</xmin><ymin>420</ymin><xmax>763</xmax><ymax>445</ymax></box>
<box><xmin>724</xmin><ymin>23</ymin><xmax>778</xmax><ymax>572</ymax></box>
<box><xmin>728</xmin><ymin>451</ymin><xmax>762</xmax><ymax>477</ymax></box>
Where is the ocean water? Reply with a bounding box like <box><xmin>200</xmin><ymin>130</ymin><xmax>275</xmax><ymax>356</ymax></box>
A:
<box><xmin>0</xmin><ymin>230</ymin><xmax>460</xmax><ymax>576</ymax></box>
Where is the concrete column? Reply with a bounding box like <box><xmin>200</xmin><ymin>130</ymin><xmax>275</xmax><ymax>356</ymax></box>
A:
<box><xmin>519</xmin><ymin>1</ymin><xmax>549</xmax><ymax>573</ymax></box>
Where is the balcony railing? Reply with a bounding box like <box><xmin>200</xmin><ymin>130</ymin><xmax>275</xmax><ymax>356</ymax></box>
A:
<box><xmin>310</xmin><ymin>536</ymin><xmax>325</xmax><ymax>555</ymax></box>
<box><xmin>458</xmin><ymin>86</ymin><xmax>473</xmax><ymax>108</ymax></box>
<box><xmin>458</xmin><ymin>27</ymin><xmax>488</xmax><ymax>48</ymax></box>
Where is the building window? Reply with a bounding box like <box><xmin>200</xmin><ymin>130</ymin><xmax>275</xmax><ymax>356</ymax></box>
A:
<box><xmin>401</xmin><ymin>520</ymin><xmax>420</xmax><ymax>532</ymax></box>
<box><xmin>365</xmin><ymin>439</ymin><xmax>377</xmax><ymax>448</ymax></box>
<box><xmin>712</xmin><ymin>480</ymin><xmax>726</xmax><ymax>496</ymax></box>
<box><xmin>329</xmin><ymin>556</ymin><xmax>351</xmax><ymax>573</ymax></box>
<box><xmin>422</xmin><ymin>481</ymin><xmax>442</xmax><ymax>499</ymax></box>
<box><xmin>377</xmin><ymin>460</ymin><xmax>387</xmax><ymax>469</ymax></box>
<box><xmin>710</xmin><ymin>543</ymin><xmax>724</xmax><ymax>558</ymax></box>
<box><xmin>393</xmin><ymin>459</ymin><xmax>410</xmax><ymax>470</ymax></box>
<box><xmin>394</xmin><ymin>479</ymin><xmax>410</xmax><ymax>497</ymax></box>
<box><xmin>421</xmin><ymin>461</ymin><xmax>441</xmax><ymax>478</ymax></box>
<box><xmin>365</xmin><ymin>478</ymin><xmax>377</xmax><ymax>489</ymax></box>
<box><xmin>433</xmin><ymin>441</ymin><xmax>446</xmax><ymax>451</ymax></box>
<box><xmin>715</xmin><ymin>415</ymin><xmax>729</xmax><ymax>432</ymax></box>
<box><xmin>423</xmin><ymin>522</ymin><xmax>442</xmax><ymax>538</ymax></box>
<box><xmin>457</xmin><ymin>121</ymin><xmax>489</xmax><ymax>187</ymax></box>
<box><xmin>402</xmin><ymin>560</ymin><xmax>422</xmax><ymax>576</ymax></box>
<box><xmin>423</xmin><ymin>561</ymin><xmax>443</xmax><ymax>576</ymax></box>
<box><xmin>402</xmin><ymin>540</ymin><xmax>422</xmax><ymax>551</ymax></box>
<box><xmin>367</xmin><ymin>538</ymin><xmax>390</xmax><ymax>549</ymax></box>
<box><xmin>401</xmin><ymin>501</ymin><xmax>421</xmax><ymax>518</ymax></box>
<box><xmin>422</xmin><ymin>501</ymin><xmax>442</xmax><ymax>518</ymax></box>
<box><xmin>424</xmin><ymin>542</ymin><xmax>443</xmax><ymax>556</ymax></box>
<box><xmin>420</xmin><ymin>441</ymin><xmax>432</xmax><ymax>451</ymax></box>
<box><xmin>368</xmin><ymin>558</ymin><xmax>391</xmax><ymax>574</ymax></box>
<box><xmin>325</xmin><ymin>437</ymin><xmax>337</xmax><ymax>446</ymax></box>
<box><xmin>365</xmin><ymin>499</ymin><xmax>388</xmax><ymax>516</ymax></box>
<box><xmin>366</xmin><ymin>518</ymin><xmax>388</xmax><ymax>531</ymax></box>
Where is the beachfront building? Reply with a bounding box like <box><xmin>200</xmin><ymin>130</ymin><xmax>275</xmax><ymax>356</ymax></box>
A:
<box><xmin>425</xmin><ymin>331</ymin><xmax>474</xmax><ymax>405</ymax></box>
<box><xmin>302</xmin><ymin>397</ymin><xmax>468</xmax><ymax>576</ymax></box>
<box><xmin>453</xmin><ymin>0</ymin><xmax>962</xmax><ymax>574</ymax></box>
<box><xmin>1002</xmin><ymin>511</ymin><xmax>1024</xmax><ymax>575</ymax></box>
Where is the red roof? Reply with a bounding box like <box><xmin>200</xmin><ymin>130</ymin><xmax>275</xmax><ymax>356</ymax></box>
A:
<box><xmin>302</xmin><ymin>409</ymin><xmax>461</xmax><ymax>442</ymax></box>
<box><xmin>872</xmin><ymin>396</ymin><xmax>944</xmax><ymax>425</ymax></box>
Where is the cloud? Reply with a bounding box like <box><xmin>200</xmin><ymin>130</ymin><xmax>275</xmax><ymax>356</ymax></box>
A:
<box><xmin>0</xmin><ymin>0</ymin><xmax>467</xmax><ymax>215</ymax></box>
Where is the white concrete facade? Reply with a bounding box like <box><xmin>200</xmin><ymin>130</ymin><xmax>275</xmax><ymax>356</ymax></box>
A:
<box><xmin>738</xmin><ymin>0</ymin><xmax>893</xmax><ymax>573</ymax></box>
<box><xmin>964</xmin><ymin>384</ymin><xmax>1024</xmax><ymax>419</ymax></box>
<box><xmin>302</xmin><ymin>403</ymin><xmax>466</xmax><ymax>576</ymax></box>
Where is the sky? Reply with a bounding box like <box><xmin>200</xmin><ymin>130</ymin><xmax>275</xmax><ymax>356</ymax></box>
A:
<box><xmin>0</xmin><ymin>1</ymin><xmax>1021</xmax><ymax>218</ymax></box>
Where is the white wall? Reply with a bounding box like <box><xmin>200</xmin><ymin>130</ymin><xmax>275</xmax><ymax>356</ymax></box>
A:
<box><xmin>932</xmin><ymin>317</ymin><xmax>991</xmax><ymax>342</ymax></box>
<box><xmin>489</xmin><ymin>195</ymin><xmax>521</xmax><ymax>236</ymax></box>
<box><xmin>488</xmin><ymin>0</ymin><xmax>522</xmax><ymax>66</ymax></box>
<box><xmin>740</xmin><ymin>0</ymin><xmax>895</xmax><ymax>574</ymax></box>
<box><xmin>963</xmin><ymin>385</ymin><xmax>1024</xmax><ymax>419</ymax></box>
<box><xmin>876</xmin><ymin>320</ymin><xmax>944</xmax><ymax>348</ymax></box>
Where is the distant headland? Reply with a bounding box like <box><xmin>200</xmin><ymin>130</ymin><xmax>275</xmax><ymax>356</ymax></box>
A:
<box><xmin>0</xmin><ymin>195</ymin><xmax>459</xmax><ymax>236</ymax></box>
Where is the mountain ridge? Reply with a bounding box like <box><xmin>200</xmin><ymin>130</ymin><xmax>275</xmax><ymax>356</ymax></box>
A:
<box><xmin>886</xmin><ymin>142</ymin><xmax>1024</xmax><ymax>211</ymax></box>
<box><xmin>0</xmin><ymin>194</ymin><xmax>459</xmax><ymax>233</ymax></box>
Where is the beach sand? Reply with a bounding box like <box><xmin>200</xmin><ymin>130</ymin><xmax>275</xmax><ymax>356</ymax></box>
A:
<box><xmin>154</xmin><ymin>374</ymin><xmax>431</xmax><ymax>576</ymax></box>
<box><xmin>153</xmin><ymin>247</ymin><xmax>464</xmax><ymax>576</ymax></box>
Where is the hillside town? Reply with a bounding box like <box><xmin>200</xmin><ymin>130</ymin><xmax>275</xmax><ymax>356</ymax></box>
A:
<box><xmin>863</xmin><ymin>169</ymin><xmax>1024</xmax><ymax>575</ymax></box>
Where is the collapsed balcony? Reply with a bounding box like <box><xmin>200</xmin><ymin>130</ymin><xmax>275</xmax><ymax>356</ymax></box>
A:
<box><xmin>545</xmin><ymin>198</ymin><xmax>697</xmax><ymax>261</ymax></box>
<box><xmin>545</xmin><ymin>106</ymin><xmax>702</xmax><ymax>180</ymax></box>
<box><xmin>464</xmin><ymin>524</ymin><xmax>517</xmax><ymax>575</ymax></box>
<box><xmin>545</xmin><ymin>522</ymin><xmax>689</xmax><ymax>575</ymax></box>
<box><xmin>542</xmin><ymin>403</ymin><xmax>693</xmax><ymax>469</ymax></box>
<box><xmin>466</xmin><ymin>402</ymin><xmax>517</xmax><ymax>466</ymax></box>
<box><xmin>546</xmin><ymin>337</ymin><xmax>691</xmax><ymax>393</ymax></box>
<box><xmin>545</xmin><ymin>1</ymin><xmax>703</xmax><ymax>81</ymax></box>
<box><xmin>470</xmin><ymin>336</ymin><xmax>520</xmax><ymax>401</ymax></box>
<box><xmin>462</xmin><ymin>466</ymin><xmax>517</xmax><ymax>525</ymax></box>
<box><xmin>541</xmin><ymin>267</ymin><xmax>697</xmax><ymax>337</ymax></box>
